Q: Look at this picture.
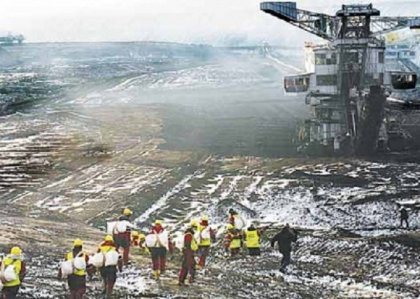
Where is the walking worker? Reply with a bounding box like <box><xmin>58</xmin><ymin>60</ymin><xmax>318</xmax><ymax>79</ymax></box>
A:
<box><xmin>196</xmin><ymin>215</ymin><xmax>216</xmax><ymax>269</ymax></box>
<box><xmin>147</xmin><ymin>220</ymin><xmax>169</xmax><ymax>280</ymax></box>
<box><xmin>59</xmin><ymin>239</ymin><xmax>89</xmax><ymax>299</ymax></box>
<box><xmin>178</xmin><ymin>224</ymin><xmax>199</xmax><ymax>286</ymax></box>
<box><xmin>223</xmin><ymin>224</ymin><xmax>233</xmax><ymax>255</ymax></box>
<box><xmin>224</xmin><ymin>224</ymin><xmax>241</xmax><ymax>256</ymax></box>
<box><xmin>98</xmin><ymin>235</ymin><xmax>122</xmax><ymax>298</ymax></box>
<box><xmin>244</xmin><ymin>224</ymin><xmax>261</xmax><ymax>256</ymax></box>
<box><xmin>113</xmin><ymin>208</ymin><xmax>134</xmax><ymax>266</ymax></box>
<box><xmin>271</xmin><ymin>224</ymin><xmax>298</xmax><ymax>271</ymax></box>
<box><xmin>131</xmin><ymin>231</ymin><xmax>149</xmax><ymax>255</ymax></box>
<box><xmin>400</xmin><ymin>207</ymin><xmax>409</xmax><ymax>228</ymax></box>
<box><xmin>0</xmin><ymin>246</ymin><xmax>26</xmax><ymax>299</ymax></box>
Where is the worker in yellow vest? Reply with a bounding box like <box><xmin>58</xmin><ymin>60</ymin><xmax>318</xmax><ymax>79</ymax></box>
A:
<box><xmin>1</xmin><ymin>246</ymin><xmax>26</xmax><ymax>299</ymax></box>
<box><xmin>196</xmin><ymin>215</ymin><xmax>215</xmax><ymax>269</ymax></box>
<box><xmin>225</xmin><ymin>225</ymin><xmax>241</xmax><ymax>256</ymax></box>
<box><xmin>131</xmin><ymin>231</ymin><xmax>149</xmax><ymax>255</ymax></box>
<box><xmin>178</xmin><ymin>224</ymin><xmax>199</xmax><ymax>286</ymax></box>
<box><xmin>244</xmin><ymin>224</ymin><xmax>261</xmax><ymax>256</ymax></box>
<box><xmin>59</xmin><ymin>239</ymin><xmax>89</xmax><ymax>299</ymax></box>
<box><xmin>98</xmin><ymin>235</ymin><xmax>122</xmax><ymax>298</ymax></box>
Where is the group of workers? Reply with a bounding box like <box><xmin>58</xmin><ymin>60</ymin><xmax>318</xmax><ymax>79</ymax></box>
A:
<box><xmin>0</xmin><ymin>207</ymin><xmax>299</xmax><ymax>298</ymax></box>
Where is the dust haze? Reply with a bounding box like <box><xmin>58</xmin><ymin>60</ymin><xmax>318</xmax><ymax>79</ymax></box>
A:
<box><xmin>0</xmin><ymin>0</ymin><xmax>418</xmax><ymax>45</ymax></box>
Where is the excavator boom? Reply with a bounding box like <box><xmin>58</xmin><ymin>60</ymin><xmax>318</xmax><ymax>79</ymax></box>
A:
<box><xmin>261</xmin><ymin>2</ymin><xmax>420</xmax><ymax>40</ymax></box>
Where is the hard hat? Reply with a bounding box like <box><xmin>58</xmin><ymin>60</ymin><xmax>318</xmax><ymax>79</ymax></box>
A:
<box><xmin>201</xmin><ymin>215</ymin><xmax>209</xmax><ymax>221</ymax></box>
<box><xmin>132</xmin><ymin>231</ymin><xmax>139</xmax><ymax>237</ymax></box>
<box><xmin>123</xmin><ymin>208</ymin><xmax>133</xmax><ymax>216</ymax></box>
<box><xmin>10</xmin><ymin>246</ymin><xmax>22</xmax><ymax>256</ymax></box>
<box><xmin>104</xmin><ymin>235</ymin><xmax>113</xmax><ymax>242</ymax></box>
<box><xmin>73</xmin><ymin>239</ymin><xmax>83</xmax><ymax>247</ymax></box>
<box><xmin>154</xmin><ymin>220</ymin><xmax>162</xmax><ymax>225</ymax></box>
<box><xmin>190</xmin><ymin>219</ymin><xmax>199</xmax><ymax>227</ymax></box>
<box><xmin>139</xmin><ymin>233</ymin><xmax>146</xmax><ymax>240</ymax></box>
<box><xmin>226</xmin><ymin>224</ymin><xmax>234</xmax><ymax>230</ymax></box>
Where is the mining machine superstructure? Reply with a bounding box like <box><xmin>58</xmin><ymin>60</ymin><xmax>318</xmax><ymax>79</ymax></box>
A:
<box><xmin>261</xmin><ymin>2</ymin><xmax>420</xmax><ymax>155</ymax></box>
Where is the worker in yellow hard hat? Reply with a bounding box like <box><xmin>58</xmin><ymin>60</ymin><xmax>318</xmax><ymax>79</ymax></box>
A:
<box><xmin>190</xmin><ymin>219</ymin><xmax>199</xmax><ymax>229</ymax></box>
<box><xmin>131</xmin><ymin>231</ymin><xmax>149</xmax><ymax>255</ymax></box>
<box><xmin>1</xmin><ymin>246</ymin><xmax>26</xmax><ymax>299</ymax></box>
<box><xmin>74</xmin><ymin>238</ymin><xmax>83</xmax><ymax>247</ymax></box>
<box><xmin>97</xmin><ymin>235</ymin><xmax>122</xmax><ymax>298</ymax></box>
<box><xmin>131</xmin><ymin>230</ymin><xmax>140</xmax><ymax>243</ymax></box>
<box><xmin>113</xmin><ymin>208</ymin><xmax>134</xmax><ymax>266</ymax></box>
<box><xmin>123</xmin><ymin>208</ymin><xmax>133</xmax><ymax>216</ymax></box>
<box><xmin>148</xmin><ymin>220</ymin><xmax>169</xmax><ymax>279</ymax></box>
<box><xmin>59</xmin><ymin>239</ymin><xmax>89</xmax><ymax>298</ymax></box>
<box><xmin>196</xmin><ymin>215</ymin><xmax>216</xmax><ymax>269</ymax></box>
<box><xmin>178</xmin><ymin>223</ymin><xmax>199</xmax><ymax>286</ymax></box>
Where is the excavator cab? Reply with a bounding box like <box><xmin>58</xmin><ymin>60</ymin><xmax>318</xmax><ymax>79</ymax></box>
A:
<box><xmin>284</xmin><ymin>74</ymin><xmax>311</xmax><ymax>93</ymax></box>
<box><xmin>390</xmin><ymin>72</ymin><xmax>417</xmax><ymax>90</ymax></box>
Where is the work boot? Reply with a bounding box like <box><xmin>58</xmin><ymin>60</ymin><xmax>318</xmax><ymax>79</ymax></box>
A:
<box><xmin>152</xmin><ymin>270</ymin><xmax>160</xmax><ymax>280</ymax></box>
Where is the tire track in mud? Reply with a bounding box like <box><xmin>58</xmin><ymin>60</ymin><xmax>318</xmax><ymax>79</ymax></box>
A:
<box><xmin>0</xmin><ymin>116</ymin><xmax>77</xmax><ymax>196</ymax></box>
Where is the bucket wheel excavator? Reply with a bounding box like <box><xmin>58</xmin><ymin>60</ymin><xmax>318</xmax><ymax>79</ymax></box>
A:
<box><xmin>261</xmin><ymin>2</ymin><xmax>420</xmax><ymax>155</ymax></box>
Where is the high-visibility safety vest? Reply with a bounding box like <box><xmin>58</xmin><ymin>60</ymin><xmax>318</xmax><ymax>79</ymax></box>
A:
<box><xmin>185</xmin><ymin>232</ymin><xmax>199</xmax><ymax>251</ymax></box>
<box><xmin>66</xmin><ymin>252</ymin><xmax>86</xmax><ymax>276</ymax></box>
<box><xmin>2</xmin><ymin>256</ymin><xmax>22</xmax><ymax>287</ymax></box>
<box><xmin>245</xmin><ymin>230</ymin><xmax>260</xmax><ymax>248</ymax></box>
<box><xmin>100</xmin><ymin>245</ymin><xmax>116</xmax><ymax>254</ymax></box>
<box><xmin>198</xmin><ymin>225</ymin><xmax>211</xmax><ymax>247</ymax></box>
<box><xmin>229</xmin><ymin>233</ymin><xmax>241</xmax><ymax>249</ymax></box>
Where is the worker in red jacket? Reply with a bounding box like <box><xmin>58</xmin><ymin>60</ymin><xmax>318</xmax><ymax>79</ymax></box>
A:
<box><xmin>178</xmin><ymin>225</ymin><xmax>198</xmax><ymax>286</ymax></box>
<box><xmin>196</xmin><ymin>215</ymin><xmax>216</xmax><ymax>269</ymax></box>
<box><xmin>148</xmin><ymin>220</ymin><xmax>169</xmax><ymax>279</ymax></box>
<box><xmin>113</xmin><ymin>208</ymin><xmax>134</xmax><ymax>266</ymax></box>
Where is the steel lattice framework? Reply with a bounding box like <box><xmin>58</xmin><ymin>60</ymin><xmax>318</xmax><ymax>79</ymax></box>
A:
<box><xmin>260</xmin><ymin>2</ymin><xmax>420</xmax><ymax>155</ymax></box>
<box><xmin>261</xmin><ymin>2</ymin><xmax>420</xmax><ymax>41</ymax></box>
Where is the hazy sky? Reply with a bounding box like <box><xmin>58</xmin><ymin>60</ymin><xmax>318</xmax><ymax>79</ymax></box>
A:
<box><xmin>0</xmin><ymin>0</ymin><xmax>419</xmax><ymax>45</ymax></box>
